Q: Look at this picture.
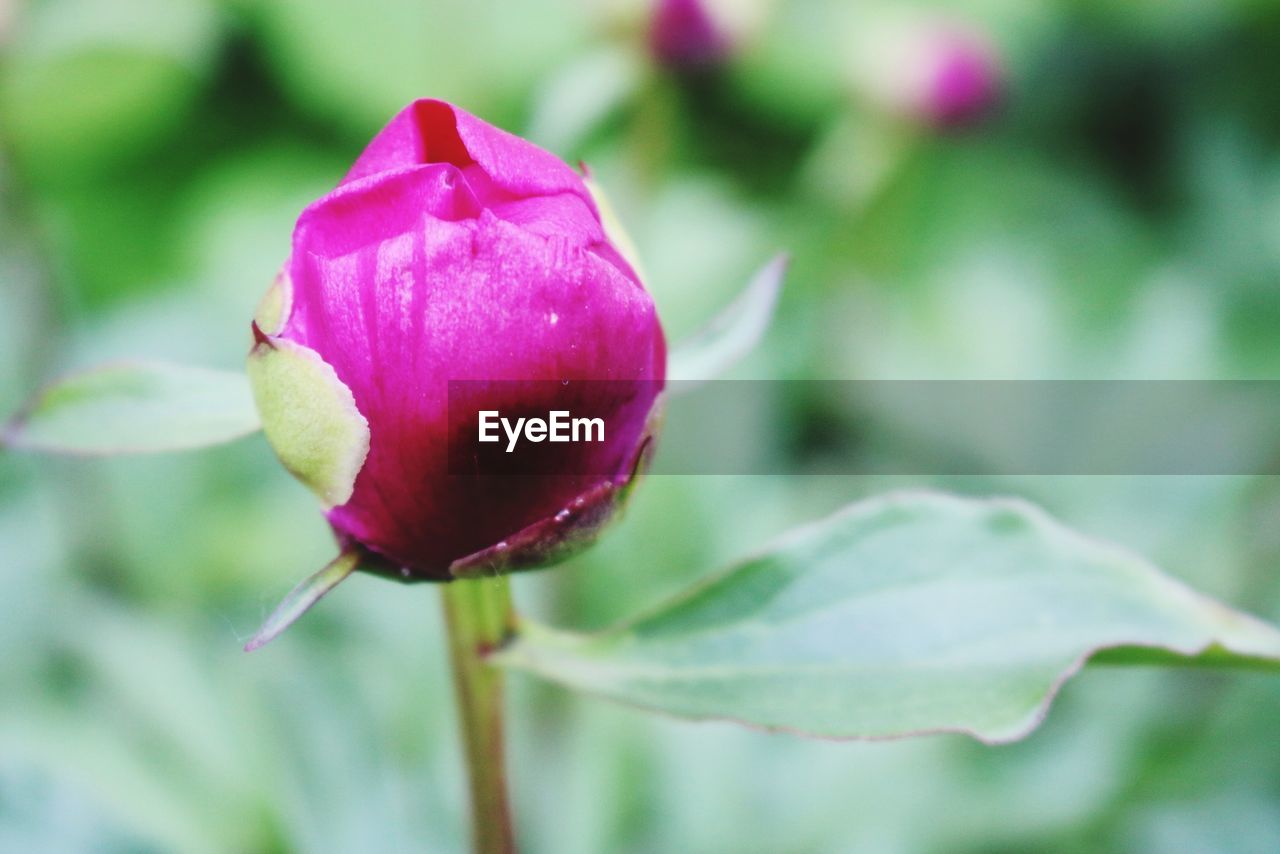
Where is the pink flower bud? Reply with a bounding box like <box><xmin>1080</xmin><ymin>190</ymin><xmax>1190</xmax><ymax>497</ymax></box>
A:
<box><xmin>249</xmin><ymin>100</ymin><xmax>666</xmax><ymax>581</ymax></box>
<box><xmin>649</xmin><ymin>0</ymin><xmax>731</xmax><ymax>70</ymax></box>
<box><xmin>920</xmin><ymin>27</ymin><xmax>1001</xmax><ymax>129</ymax></box>
<box><xmin>850</xmin><ymin>20</ymin><xmax>1002</xmax><ymax>130</ymax></box>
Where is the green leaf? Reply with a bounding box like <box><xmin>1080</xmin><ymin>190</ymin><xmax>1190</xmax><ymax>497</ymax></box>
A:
<box><xmin>667</xmin><ymin>254</ymin><xmax>789</xmax><ymax>388</ymax></box>
<box><xmin>494</xmin><ymin>492</ymin><xmax>1280</xmax><ymax>744</ymax></box>
<box><xmin>4</xmin><ymin>361</ymin><xmax>261</xmax><ymax>455</ymax></box>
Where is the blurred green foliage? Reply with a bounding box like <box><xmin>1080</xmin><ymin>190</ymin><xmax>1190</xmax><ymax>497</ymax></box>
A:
<box><xmin>2</xmin><ymin>0</ymin><xmax>1279</xmax><ymax>851</ymax></box>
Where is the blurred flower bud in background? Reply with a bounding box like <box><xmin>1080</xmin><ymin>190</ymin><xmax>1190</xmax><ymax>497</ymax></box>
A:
<box><xmin>648</xmin><ymin>0</ymin><xmax>730</xmax><ymax>70</ymax></box>
<box><xmin>645</xmin><ymin>0</ymin><xmax>773</xmax><ymax>71</ymax></box>
<box><xmin>848</xmin><ymin>16</ymin><xmax>1003</xmax><ymax>130</ymax></box>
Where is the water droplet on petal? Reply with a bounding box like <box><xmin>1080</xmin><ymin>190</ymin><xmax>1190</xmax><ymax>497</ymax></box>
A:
<box><xmin>494</xmin><ymin>541</ymin><xmax>509</xmax><ymax>552</ymax></box>
<box><xmin>555</xmin><ymin>509</ymin><xmax>571</xmax><ymax>523</ymax></box>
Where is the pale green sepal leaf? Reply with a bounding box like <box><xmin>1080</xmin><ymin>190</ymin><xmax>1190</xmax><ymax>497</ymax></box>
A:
<box><xmin>494</xmin><ymin>491</ymin><xmax>1280</xmax><ymax>744</ymax></box>
<box><xmin>584</xmin><ymin>175</ymin><xmax>648</xmax><ymax>285</ymax></box>
<box><xmin>244</xmin><ymin>549</ymin><xmax>362</xmax><ymax>652</ymax></box>
<box><xmin>667</xmin><ymin>254</ymin><xmax>789</xmax><ymax>388</ymax></box>
<box><xmin>246</xmin><ymin>337</ymin><xmax>369</xmax><ymax>508</ymax></box>
<box><xmin>253</xmin><ymin>269</ymin><xmax>293</xmax><ymax>336</ymax></box>
<box><xmin>3</xmin><ymin>361</ymin><xmax>261</xmax><ymax>455</ymax></box>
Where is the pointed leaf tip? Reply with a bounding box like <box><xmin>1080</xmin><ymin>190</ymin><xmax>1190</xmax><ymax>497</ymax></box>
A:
<box><xmin>245</xmin><ymin>550</ymin><xmax>362</xmax><ymax>652</ymax></box>
<box><xmin>668</xmin><ymin>253</ymin><xmax>790</xmax><ymax>388</ymax></box>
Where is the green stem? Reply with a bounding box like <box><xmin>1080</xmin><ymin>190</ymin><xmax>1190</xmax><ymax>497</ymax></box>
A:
<box><xmin>441</xmin><ymin>576</ymin><xmax>517</xmax><ymax>854</ymax></box>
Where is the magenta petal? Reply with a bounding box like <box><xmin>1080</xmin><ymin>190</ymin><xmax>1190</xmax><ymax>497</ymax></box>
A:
<box><xmin>294</xmin><ymin>164</ymin><xmax>480</xmax><ymax>258</ymax></box>
<box><xmin>486</xmin><ymin>193</ymin><xmax>604</xmax><ymax>247</ymax></box>
<box><xmin>341</xmin><ymin>99</ymin><xmax>597</xmax><ymax>212</ymax></box>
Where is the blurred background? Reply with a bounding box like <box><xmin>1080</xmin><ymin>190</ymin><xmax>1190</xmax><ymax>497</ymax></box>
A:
<box><xmin>2</xmin><ymin>0</ymin><xmax>1280</xmax><ymax>851</ymax></box>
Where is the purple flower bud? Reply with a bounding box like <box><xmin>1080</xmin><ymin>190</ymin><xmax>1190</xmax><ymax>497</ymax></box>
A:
<box><xmin>649</xmin><ymin>0</ymin><xmax>731</xmax><ymax>70</ymax></box>
<box><xmin>851</xmin><ymin>20</ymin><xmax>1002</xmax><ymax>130</ymax></box>
<box><xmin>248</xmin><ymin>100</ymin><xmax>666</xmax><ymax>581</ymax></box>
<box><xmin>919</xmin><ymin>27</ymin><xmax>1001</xmax><ymax>129</ymax></box>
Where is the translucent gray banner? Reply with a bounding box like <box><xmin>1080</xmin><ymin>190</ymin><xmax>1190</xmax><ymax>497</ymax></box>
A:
<box><xmin>448</xmin><ymin>381</ymin><xmax>1280</xmax><ymax>476</ymax></box>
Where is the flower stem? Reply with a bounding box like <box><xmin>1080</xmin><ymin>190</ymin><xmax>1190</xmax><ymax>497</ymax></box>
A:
<box><xmin>441</xmin><ymin>575</ymin><xmax>517</xmax><ymax>854</ymax></box>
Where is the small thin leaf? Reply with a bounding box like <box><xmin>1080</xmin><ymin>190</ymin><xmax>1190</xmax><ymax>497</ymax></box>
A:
<box><xmin>667</xmin><ymin>254</ymin><xmax>789</xmax><ymax>388</ymax></box>
<box><xmin>4</xmin><ymin>361</ymin><xmax>261</xmax><ymax>455</ymax></box>
<box><xmin>244</xmin><ymin>549</ymin><xmax>361</xmax><ymax>652</ymax></box>
<box><xmin>494</xmin><ymin>492</ymin><xmax>1280</xmax><ymax>744</ymax></box>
